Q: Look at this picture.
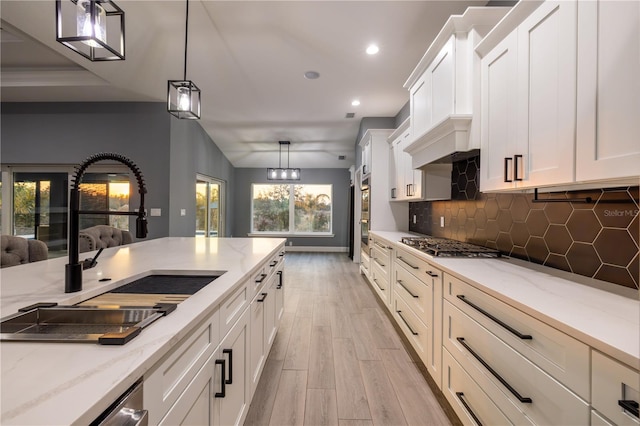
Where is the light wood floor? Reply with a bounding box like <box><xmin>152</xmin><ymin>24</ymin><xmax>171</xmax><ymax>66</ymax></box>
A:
<box><xmin>244</xmin><ymin>252</ymin><xmax>453</xmax><ymax>426</ymax></box>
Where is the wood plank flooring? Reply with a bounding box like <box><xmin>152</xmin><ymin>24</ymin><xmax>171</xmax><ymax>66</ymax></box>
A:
<box><xmin>244</xmin><ymin>252</ymin><xmax>453</xmax><ymax>426</ymax></box>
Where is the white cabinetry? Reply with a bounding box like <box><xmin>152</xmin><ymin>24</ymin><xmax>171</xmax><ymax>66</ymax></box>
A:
<box><xmin>592</xmin><ymin>350</ymin><xmax>640</xmax><ymax>425</ymax></box>
<box><xmin>403</xmin><ymin>7</ymin><xmax>509</xmax><ymax>168</ymax></box>
<box><xmin>478</xmin><ymin>0</ymin><xmax>640</xmax><ymax>192</ymax></box>
<box><xmin>576</xmin><ymin>0</ymin><xmax>640</xmax><ymax>181</ymax></box>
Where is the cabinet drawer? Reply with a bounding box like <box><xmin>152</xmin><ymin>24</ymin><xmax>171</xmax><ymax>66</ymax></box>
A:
<box><xmin>361</xmin><ymin>249</ymin><xmax>370</xmax><ymax>272</ymax></box>
<box><xmin>370</xmin><ymin>245</ymin><xmax>391</xmax><ymax>281</ymax></box>
<box><xmin>592</xmin><ymin>350</ymin><xmax>640</xmax><ymax>425</ymax></box>
<box><xmin>443</xmin><ymin>348</ymin><xmax>516</xmax><ymax>426</ymax></box>
<box><xmin>266</xmin><ymin>250</ymin><xmax>282</xmax><ymax>279</ymax></box>
<box><xmin>220</xmin><ymin>279</ymin><xmax>249</xmax><ymax>339</ymax></box>
<box><xmin>393</xmin><ymin>295</ymin><xmax>429</xmax><ymax>367</ymax></box>
<box><xmin>591</xmin><ymin>410</ymin><xmax>615</xmax><ymax>426</ymax></box>
<box><xmin>395</xmin><ymin>246</ymin><xmax>442</xmax><ymax>282</ymax></box>
<box><xmin>394</xmin><ymin>262</ymin><xmax>432</xmax><ymax>320</ymax></box>
<box><xmin>251</xmin><ymin>266</ymin><xmax>268</xmax><ymax>301</ymax></box>
<box><xmin>444</xmin><ymin>273</ymin><xmax>589</xmax><ymax>399</ymax></box>
<box><xmin>370</xmin><ymin>260</ymin><xmax>390</xmax><ymax>306</ymax></box>
<box><xmin>444</xmin><ymin>300</ymin><xmax>589</xmax><ymax>425</ymax></box>
<box><xmin>144</xmin><ymin>310</ymin><xmax>220</xmax><ymax>425</ymax></box>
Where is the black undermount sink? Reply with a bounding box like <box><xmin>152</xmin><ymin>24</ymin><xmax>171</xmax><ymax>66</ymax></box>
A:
<box><xmin>110</xmin><ymin>274</ymin><xmax>221</xmax><ymax>295</ymax></box>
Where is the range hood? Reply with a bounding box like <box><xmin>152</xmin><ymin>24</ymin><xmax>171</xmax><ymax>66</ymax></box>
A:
<box><xmin>404</xmin><ymin>114</ymin><xmax>479</xmax><ymax>169</ymax></box>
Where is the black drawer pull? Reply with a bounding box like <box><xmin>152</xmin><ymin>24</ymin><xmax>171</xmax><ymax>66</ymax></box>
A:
<box><xmin>270</xmin><ymin>260</ymin><xmax>278</xmax><ymax>267</ymax></box>
<box><xmin>514</xmin><ymin>154</ymin><xmax>523</xmax><ymax>181</ymax></box>
<box><xmin>456</xmin><ymin>295</ymin><xmax>532</xmax><ymax>340</ymax></box>
<box><xmin>456</xmin><ymin>392</ymin><xmax>483</xmax><ymax>426</ymax></box>
<box><xmin>257</xmin><ymin>292</ymin><xmax>268</xmax><ymax>302</ymax></box>
<box><xmin>397</xmin><ymin>280</ymin><xmax>419</xmax><ymax>298</ymax></box>
<box><xmin>504</xmin><ymin>157</ymin><xmax>513</xmax><ymax>182</ymax></box>
<box><xmin>375</xmin><ymin>241</ymin><xmax>390</xmax><ymax>250</ymax></box>
<box><xmin>373</xmin><ymin>258</ymin><xmax>385</xmax><ymax>268</ymax></box>
<box><xmin>255</xmin><ymin>273</ymin><xmax>267</xmax><ymax>284</ymax></box>
<box><xmin>426</xmin><ymin>270</ymin><xmax>439</xmax><ymax>278</ymax></box>
<box><xmin>397</xmin><ymin>310</ymin><xmax>418</xmax><ymax>335</ymax></box>
<box><xmin>373</xmin><ymin>278</ymin><xmax>385</xmax><ymax>291</ymax></box>
<box><xmin>391</xmin><ymin>188</ymin><xmax>396</xmax><ymax>199</ymax></box>
<box><xmin>276</xmin><ymin>270</ymin><xmax>283</xmax><ymax>289</ymax></box>
<box><xmin>397</xmin><ymin>256</ymin><xmax>419</xmax><ymax>270</ymax></box>
<box><xmin>214</xmin><ymin>359</ymin><xmax>226</xmax><ymax>398</ymax></box>
<box><xmin>457</xmin><ymin>337</ymin><xmax>532</xmax><ymax>404</ymax></box>
<box><xmin>619</xmin><ymin>400</ymin><xmax>639</xmax><ymax>418</ymax></box>
<box><xmin>279</xmin><ymin>252</ymin><xmax>285</xmax><ymax>257</ymax></box>
<box><xmin>223</xmin><ymin>348</ymin><xmax>233</xmax><ymax>384</ymax></box>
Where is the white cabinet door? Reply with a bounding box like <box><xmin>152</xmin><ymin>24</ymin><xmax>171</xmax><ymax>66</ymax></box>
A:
<box><xmin>265</xmin><ymin>273</ymin><xmax>277</xmax><ymax>348</ymax></box>
<box><xmin>249</xmin><ymin>291</ymin><xmax>266</xmax><ymax>397</ymax></box>
<box><xmin>576</xmin><ymin>0</ymin><xmax>640</xmax><ymax>181</ymax></box>
<box><xmin>389</xmin><ymin>139</ymin><xmax>401</xmax><ymax>200</ymax></box>
<box><xmin>275</xmin><ymin>269</ymin><xmax>284</xmax><ymax>324</ymax></box>
<box><xmin>217</xmin><ymin>309</ymin><xmax>250</xmax><ymax>426</ymax></box>
<box><xmin>515</xmin><ymin>0</ymin><xmax>577</xmax><ymax>188</ymax></box>
<box><xmin>430</xmin><ymin>36</ymin><xmax>456</xmax><ymax>126</ymax></box>
<box><xmin>410</xmin><ymin>72</ymin><xmax>432</xmax><ymax>140</ymax></box>
<box><xmin>480</xmin><ymin>29</ymin><xmax>518</xmax><ymax>191</ymax></box>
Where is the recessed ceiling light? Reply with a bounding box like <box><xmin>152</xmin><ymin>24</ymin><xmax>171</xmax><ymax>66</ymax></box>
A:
<box><xmin>351</xmin><ymin>100</ymin><xmax>360</xmax><ymax>106</ymax></box>
<box><xmin>304</xmin><ymin>71</ymin><xmax>320</xmax><ymax>79</ymax></box>
<box><xmin>366</xmin><ymin>44</ymin><xmax>379</xmax><ymax>55</ymax></box>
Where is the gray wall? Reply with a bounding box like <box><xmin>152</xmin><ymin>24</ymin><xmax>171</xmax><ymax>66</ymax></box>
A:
<box><xmin>233</xmin><ymin>168</ymin><xmax>351</xmax><ymax>248</ymax></box>
<box><xmin>354</xmin><ymin>117</ymin><xmax>397</xmax><ymax>169</ymax></box>
<box><xmin>1</xmin><ymin>102</ymin><xmax>235</xmax><ymax>239</ymax></box>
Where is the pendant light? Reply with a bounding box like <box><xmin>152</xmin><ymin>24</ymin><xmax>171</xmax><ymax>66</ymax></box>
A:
<box><xmin>168</xmin><ymin>0</ymin><xmax>201</xmax><ymax>119</ymax></box>
<box><xmin>267</xmin><ymin>141</ymin><xmax>301</xmax><ymax>181</ymax></box>
<box><xmin>55</xmin><ymin>0</ymin><xmax>125</xmax><ymax>61</ymax></box>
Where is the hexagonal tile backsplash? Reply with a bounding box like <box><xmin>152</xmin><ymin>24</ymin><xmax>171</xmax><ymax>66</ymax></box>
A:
<box><xmin>409</xmin><ymin>156</ymin><xmax>639</xmax><ymax>289</ymax></box>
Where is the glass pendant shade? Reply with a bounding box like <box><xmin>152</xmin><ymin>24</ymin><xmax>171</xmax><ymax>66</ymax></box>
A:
<box><xmin>267</xmin><ymin>141</ymin><xmax>301</xmax><ymax>181</ymax></box>
<box><xmin>56</xmin><ymin>0</ymin><xmax>125</xmax><ymax>61</ymax></box>
<box><xmin>168</xmin><ymin>80</ymin><xmax>201</xmax><ymax>119</ymax></box>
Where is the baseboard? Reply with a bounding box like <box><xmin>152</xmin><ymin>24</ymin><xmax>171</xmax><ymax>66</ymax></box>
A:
<box><xmin>284</xmin><ymin>246</ymin><xmax>348</xmax><ymax>253</ymax></box>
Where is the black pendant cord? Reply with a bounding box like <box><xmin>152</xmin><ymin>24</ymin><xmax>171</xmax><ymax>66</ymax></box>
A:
<box><xmin>183</xmin><ymin>0</ymin><xmax>189</xmax><ymax>81</ymax></box>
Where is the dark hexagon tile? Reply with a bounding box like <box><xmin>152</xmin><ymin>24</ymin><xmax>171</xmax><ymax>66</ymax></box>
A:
<box><xmin>525</xmin><ymin>236</ymin><xmax>549</xmax><ymax>265</ymax></box>
<box><xmin>465</xmin><ymin>160</ymin><xmax>478</xmax><ymax>179</ymax></box>
<box><xmin>630</xmin><ymin>186</ymin><xmax>639</xmax><ymax>205</ymax></box>
<box><xmin>475</xmin><ymin>198</ymin><xmax>487</xmax><ymax>210</ymax></box>
<box><xmin>465</xmin><ymin>218</ymin><xmax>476</xmax><ymax>240</ymax></box>
<box><xmin>594</xmin><ymin>189</ymin><xmax>638</xmax><ymax>228</ymax></box>
<box><xmin>567</xmin><ymin>243</ymin><xmax>601</xmax><ymax>277</ymax></box>
<box><xmin>571</xmin><ymin>189</ymin><xmax>603</xmax><ymax>209</ymax></box>
<box><xmin>511</xmin><ymin>222</ymin><xmax>530</xmax><ymax>247</ymax></box>
<box><xmin>475</xmin><ymin>207</ymin><xmax>488</xmax><ymax>229</ymax></box>
<box><xmin>497</xmin><ymin>209</ymin><xmax>513</xmax><ymax>232</ymax></box>
<box><xmin>486</xmin><ymin>240</ymin><xmax>498</xmax><ymax>250</ymax></box>
<box><xmin>511</xmin><ymin>196</ymin><xmax>530</xmax><ymax>222</ymax></box>
<box><xmin>594</xmin><ymin>228</ymin><xmax>637</xmax><ymax>266</ymax></box>
<box><xmin>457</xmin><ymin>208</ymin><xmax>468</xmax><ymax>224</ymax></box>
<box><xmin>594</xmin><ymin>265</ymin><xmax>637</xmax><ymax>289</ymax></box>
<box><xmin>526</xmin><ymin>209</ymin><xmax>549</xmax><ymax>237</ymax></box>
<box><xmin>630</xmin><ymin>253</ymin><xmax>639</xmax><ymax>288</ymax></box>
<box><xmin>629</xmin><ymin>213</ymin><xmax>639</xmax><ymax>247</ymax></box>
<box><xmin>497</xmin><ymin>193</ymin><xmax>513</xmax><ymax>210</ymax></box>
<box><xmin>485</xmin><ymin>198</ymin><xmax>499</xmax><ymax>220</ymax></box>
<box><xmin>545</xmin><ymin>224</ymin><xmax>573</xmax><ymax>255</ymax></box>
<box><xmin>510</xmin><ymin>246</ymin><xmax>529</xmax><ymax>261</ymax></box>
<box><xmin>465</xmin><ymin>180</ymin><xmax>478</xmax><ymax>200</ymax></box>
<box><xmin>457</xmin><ymin>173</ymin><xmax>469</xmax><ymax>193</ymax></box>
<box><xmin>544</xmin><ymin>201</ymin><xmax>573</xmax><ymax>225</ymax></box>
<box><xmin>496</xmin><ymin>232</ymin><xmax>513</xmax><ymax>253</ymax></box>
<box><xmin>486</xmin><ymin>219</ymin><xmax>500</xmax><ymax>241</ymax></box>
<box><xmin>464</xmin><ymin>200</ymin><xmax>477</xmax><ymax>219</ymax></box>
<box><xmin>473</xmin><ymin>228</ymin><xmax>487</xmax><ymax>244</ymax></box>
<box><xmin>566</xmin><ymin>210</ymin><xmax>601</xmax><ymax>243</ymax></box>
<box><xmin>544</xmin><ymin>254</ymin><xmax>572</xmax><ymax>273</ymax></box>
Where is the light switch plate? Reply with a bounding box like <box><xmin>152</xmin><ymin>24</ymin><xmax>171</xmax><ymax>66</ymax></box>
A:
<box><xmin>180</xmin><ymin>209</ymin><xmax>186</xmax><ymax>216</ymax></box>
<box><xmin>150</xmin><ymin>208</ymin><xmax>161</xmax><ymax>217</ymax></box>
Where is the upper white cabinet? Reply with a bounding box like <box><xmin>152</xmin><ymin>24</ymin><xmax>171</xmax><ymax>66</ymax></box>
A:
<box><xmin>576</xmin><ymin>0</ymin><xmax>640</xmax><ymax>181</ymax></box>
<box><xmin>477</xmin><ymin>0</ymin><xmax>640</xmax><ymax>192</ymax></box>
<box><xmin>403</xmin><ymin>7</ymin><xmax>510</xmax><ymax>168</ymax></box>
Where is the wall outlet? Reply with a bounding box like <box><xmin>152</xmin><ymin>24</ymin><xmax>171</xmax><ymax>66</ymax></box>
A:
<box><xmin>288</xmin><ymin>241</ymin><xmax>293</xmax><ymax>246</ymax></box>
<box><xmin>440</xmin><ymin>216</ymin><xmax>445</xmax><ymax>227</ymax></box>
<box><xmin>413</xmin><ymin>214</ymin><xmax>417</xmax><ymax>224</ymax></box>
<box><xmin>180</xmin><ymin>209</ymin><xmax>186</xmax><ymax>216</ymax></box>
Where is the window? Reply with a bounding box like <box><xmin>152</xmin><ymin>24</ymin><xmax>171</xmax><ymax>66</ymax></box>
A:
<box><xmin>196</xmin><ymin>175</ymin><xmax>224</xmax><ymax>237</ymax></box>
<box><xmin>252</xmin><ymin>184</ymin><xmax>332</xmax><ymax>235</ymax></box>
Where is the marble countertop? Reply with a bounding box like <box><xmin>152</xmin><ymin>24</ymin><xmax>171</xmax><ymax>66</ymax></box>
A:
<box><xmin>0</xmin><ymin>237</ymin><xmax>285</xmax><ymax>425</ymax></box>
<box><xmin>370</xmin><ymin>231</ymin><xmax>640</xmax><ymax>370</ymax></box>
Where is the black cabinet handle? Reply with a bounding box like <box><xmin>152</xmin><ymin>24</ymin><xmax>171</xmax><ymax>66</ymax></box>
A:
<box><xmin>223</xmin><ymin>348</ymin><xmax>233</xmax><ymax>384</ymax></box>
<box><xmin>618</xmin><ymin>400</ymin><xmax>639</xmax><ymax>418</ymax></box>
<box><xmin>270</xmin><ymin>260</ymin><xmax>278</xmax><ymax>267</ymax></box>
<box><xmin>255</xmin><ymin>273</ymin><xmax>267</xmax><ymax>284</ymax></box>
<box><xmin>257</xmin><ymin>292</ymin><xmax>268</xmax><ymax>302</ymax></box>
<box><xmin>456</xmin><ymin>295</ymin><xmax>532</xmax><ymax>340</ymax></box>
<box><xmin>391</xmin><ymin>188</ymin><xmax>396</xmax><ymax>199</ymax></box>
<box><xmin>276</xmin><ymin>270</ymin><xmax>283</xmax><ymax>289</ymax></box>
<box><xmin>456</xmin><ymin>392</ymin><xmax>483</xmax><ymax>426</ymax></box>
<box><xmin>279</xmin><ymin>252</ymin><xmax>284</xmax><ymax>257</ymax></box>
<box><xmin>397</xmin><ymin>310</ymin><xmax>418</xmax><ymax>335</ymax></box>
<box><xmin>504</xmin><ymin>157</ymin><xmax>513</xmax><ymax>182</ymax></box>
<box><xmin>214</xmin><ymin>359</ymin><xmax>226</xmax><ymax>398</ymax></box>
<box><xmin>408</xmin><ymin>184</ymin><xmax>413</xmax><ymax>197</ymax></box>
<box><xmin>514</xmin><ymin>154</ymin><xmax>523</xmax><ymax>181</ymax></box>
<box><xmin>373</xmin><ymin>278</ymin><xmax>385</xmax><ymax>291</ymax></box>
<box><xmin>426</xmin><ymin>270</ymin><xmax>439</xmax><ymax>278</ymax></box>
<box><xmin>397</xmin><ymin>256</ymin><xmax>419</xmax><ymax>270</ymax></box>
<box><xmin>397</xmin><ymin>280</ymin><xmax>419</xmax><ymax>298</ymax></box>
<box><xmin>373</xmin><ymin>258</ymin><xmax>385</xmax><ymax>268</ymax></box>
<box><xmin>456</xmin><ymin>337</ymin><xmax>532</xmax><ymax>403</ymax></box>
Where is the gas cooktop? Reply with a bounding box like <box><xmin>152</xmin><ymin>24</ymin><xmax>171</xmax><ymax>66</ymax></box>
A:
<box><xmin>401</xmin><ymin>236</ymin><xmax>501</xmax><ymax>258</ymax></box>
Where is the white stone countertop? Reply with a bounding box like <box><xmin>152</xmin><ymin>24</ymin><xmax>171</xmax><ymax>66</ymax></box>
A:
<box><xmin>370</xmin><ymin>230</ymin><xmax>640</xmax><ymax>370</ymax></box>
<box><xmin>0</xmin><ymin>237</ymin><xmax>285</xmax><ymax>425</ymax></box>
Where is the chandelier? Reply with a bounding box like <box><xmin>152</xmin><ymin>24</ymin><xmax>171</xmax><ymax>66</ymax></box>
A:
<box><xmin>267</xmin><ymin>141</ymin><xmax>300</xmax><ymax>181</ymax></box>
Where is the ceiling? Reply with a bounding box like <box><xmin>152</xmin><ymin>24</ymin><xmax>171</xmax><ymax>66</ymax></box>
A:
<box><xmin>1</xmin><ymin>0</ymin><xmax>492</xmax><ymax>169</ymax></box>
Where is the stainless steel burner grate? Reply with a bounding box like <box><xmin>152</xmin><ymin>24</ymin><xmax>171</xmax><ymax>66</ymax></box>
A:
<box><xmin>401</xmin><ymin>236</ymin><xmax>501</xmax><ymax>258</ymax></box>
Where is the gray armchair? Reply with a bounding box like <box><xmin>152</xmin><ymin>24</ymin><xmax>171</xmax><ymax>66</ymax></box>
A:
<box><xmin>1</xmin><ymin>235</ymin><xmax>49</xmax><ymax>268</ymax></box>
<box><xmin>79</xmin><ymin>225</ymin><xmax>133</xmax><ymax>253</ymax></box>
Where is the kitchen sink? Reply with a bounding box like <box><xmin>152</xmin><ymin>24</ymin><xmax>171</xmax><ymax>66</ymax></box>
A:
<box><xmin>0</xmin><ymin>305</ymin><xmax>174</xmax><ymax>345</ymax></box>
<box><xmin>109</xmin><ymin>274</ymin><xmax>221</xmax><ymax>295</ymax></box>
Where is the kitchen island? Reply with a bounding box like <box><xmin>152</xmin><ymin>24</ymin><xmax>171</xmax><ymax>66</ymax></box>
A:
<box><xmin>0</xmin><ymin>237</ymin><xmax>285</xmax><ymax>425</ymax></box>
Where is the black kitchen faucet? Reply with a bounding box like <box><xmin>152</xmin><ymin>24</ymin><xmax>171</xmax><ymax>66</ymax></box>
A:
<box><xmin>65</xmin><ymin>153</ymin><xmax>148</xmax><ymax>293</ymax></box>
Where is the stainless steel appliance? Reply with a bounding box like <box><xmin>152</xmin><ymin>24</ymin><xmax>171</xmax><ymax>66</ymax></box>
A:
<box><xmin>360</xmin><ymin>178</ymin><xmax>370</xmax><ymax>251</ymax></box>
<box><xmin>91</xmin><ymin>379</ymin><xmax>148</xmax><ymax>425</ymax></box>
<box><xmin>401</xmin><ymin>236</ymin><xmax>501</xmax><ymax>258</ymax></box>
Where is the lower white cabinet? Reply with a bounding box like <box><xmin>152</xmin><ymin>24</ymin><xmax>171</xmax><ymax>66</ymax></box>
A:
<box><xmin>592</xmin><ymin>350</ymin><xmax>640</xmax><ymax>426</ymax></box>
